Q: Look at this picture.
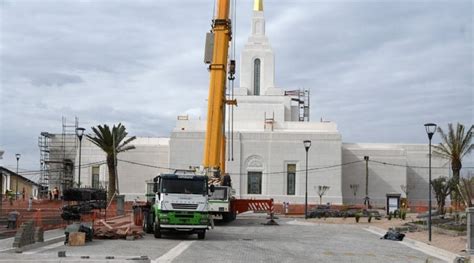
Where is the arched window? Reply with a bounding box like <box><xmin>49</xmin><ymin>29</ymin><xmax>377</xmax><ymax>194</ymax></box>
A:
<box><xmin>253</xmin><ymin>58</ymin><xmax>261</xmax><ymax>95</ymax></box>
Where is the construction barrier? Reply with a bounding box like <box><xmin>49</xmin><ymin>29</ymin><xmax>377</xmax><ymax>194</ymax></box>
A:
<box><xmin>231</xmin><ymin>198</ymin><xmax>278</xmax><ymax>225</ymax></box>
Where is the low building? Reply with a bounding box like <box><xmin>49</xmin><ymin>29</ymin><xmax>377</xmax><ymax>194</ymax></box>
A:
<box><xmin>0</xmin><ymin>167</ymin><xmax>41</xmax><ymax>200</ymax></box>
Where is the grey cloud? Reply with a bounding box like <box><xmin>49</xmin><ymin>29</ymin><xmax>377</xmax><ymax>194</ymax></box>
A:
<box><xmin>30</xmin><ymin>73</ymin><xmax>83</xmax><ymax>87</ymax></box>
<box><xmin>0</xmin><ymin>0</ymin><xmax>472</xmax><ymax>170</ymax></box>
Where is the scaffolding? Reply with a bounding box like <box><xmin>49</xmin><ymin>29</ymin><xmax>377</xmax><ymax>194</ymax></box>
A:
<box><xmin>284</xmin><ymin>89</ymin><xmax>310</xmax><ymax>122</ymax></box>
<box><xmin>38</xmin><ymin>117</ymin><xmax>79</xmax><ymax>195</ymax></box>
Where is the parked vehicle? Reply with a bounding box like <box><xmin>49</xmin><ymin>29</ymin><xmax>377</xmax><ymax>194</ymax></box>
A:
<box><xmin>144</xmin><ymin>170</ymin><xmax>212</xmax><ymax>240</ymax></box>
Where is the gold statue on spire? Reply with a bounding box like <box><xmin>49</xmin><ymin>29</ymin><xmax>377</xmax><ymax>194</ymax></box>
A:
<box><xmin>254</xmin><ymin>0</ymin><xmax>263</xmax><ymax>11</ymax></box>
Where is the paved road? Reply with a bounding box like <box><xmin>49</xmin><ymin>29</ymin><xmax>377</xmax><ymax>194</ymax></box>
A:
<box><xmin>0</xmin><ymin>215</ymin><xmax>446</xmax><ymax>263</ymax></box>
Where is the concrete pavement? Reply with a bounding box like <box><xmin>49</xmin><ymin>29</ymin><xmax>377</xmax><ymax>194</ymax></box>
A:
<box><xmin>0</xmin><ymin>215</ymin><xmax>449</xmax><ymax>262</ymax></box>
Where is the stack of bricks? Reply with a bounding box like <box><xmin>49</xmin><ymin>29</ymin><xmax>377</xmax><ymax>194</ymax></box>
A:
<box><xmin>12</xmin><ymin>221</ymin><xmax>35</xmax><ymax>248</ymax></box>
<box><xmin>34</xmin><ymin>227</ymin><xmax>44</xmax><ymax>242</ymax></box>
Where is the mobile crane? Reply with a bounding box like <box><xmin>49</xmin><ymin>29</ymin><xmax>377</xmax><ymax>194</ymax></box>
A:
<box><xmin>203</xmin><ymin>0</ymin><xmax>239</xmax><ymax>222</ymax></box>
<box><xmin>144</xmin><ymin>0</ymin><xmax>234</xmax><ymax>240</ymax></box>
<box><xmin>144</xmin><ymin>0</ymin><xmax>275</xmax><ymax>239</ymax></box>
<box><xmin>202</xmin><ymin>0</ymin><xmax>235</xmax><ymax>179</ymax></box>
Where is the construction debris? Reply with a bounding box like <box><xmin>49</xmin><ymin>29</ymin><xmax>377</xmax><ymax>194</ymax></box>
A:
<box><xmin>94</xmin><ymin>215</ymin><xmax>144</xmax><ymax>240</ymax></box>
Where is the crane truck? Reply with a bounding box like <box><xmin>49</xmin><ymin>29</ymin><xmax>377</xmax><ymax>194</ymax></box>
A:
<box><xmin>143</xmin><ymin>0</ymin><xmax>275</xmax><ymax>239</ymax></box>
<box><xmin>143</xmin><ymin>0</ymin><xmax>234</xmax><ymax>239</ymax></box>
<box><xmin>143</xmin><ymin>171</ymin><xmax>212</xmax><ymax>239</ymax></box>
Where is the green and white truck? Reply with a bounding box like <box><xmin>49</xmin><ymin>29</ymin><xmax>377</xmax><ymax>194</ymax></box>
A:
<box><xmin>144</xmin><ymin>171</ymin><xmax>213</xmax><ymax>239</ymax></box>
<box><xmin>208</xmin><ymin>185</ymin><xmax>237</xmax><ymax>222</ymax></box>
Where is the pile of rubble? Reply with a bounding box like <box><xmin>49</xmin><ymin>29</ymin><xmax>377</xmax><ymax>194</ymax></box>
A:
<box><xmin>94</xmin><ymin>215</ymin><xmax>144</xmax><ymax>240</ymax></box>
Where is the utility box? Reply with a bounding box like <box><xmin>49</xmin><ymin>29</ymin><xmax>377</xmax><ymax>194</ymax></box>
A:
<box><xmin>116</xmin><ymin>195</ymin><xmax>125</xmax><ymax>216</ymax></box>
<box><xmin>204</xmin><ymin>32</ymin><xmax>214</xmax><ymax>64</ymax></box>
<box><xmin>68</xmin><ymin>232</ymin><xmax>85</xmax><ymax>246</ymax></box>
<box><xmin>386</xmin><ymin>193</ymin><xmax>401</xmax><ymax>214</ymax></box>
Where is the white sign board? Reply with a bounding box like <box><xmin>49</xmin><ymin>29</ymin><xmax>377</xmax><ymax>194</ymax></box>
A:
<box><xmin>388</xmin><ymin>197</ymin><xmax>399</xmax><ymax>213</ymax></box>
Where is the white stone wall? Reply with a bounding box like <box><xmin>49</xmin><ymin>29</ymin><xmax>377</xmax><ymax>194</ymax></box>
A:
<box><xmin>400</xmin><ymin>144</ymin><xmax>449</xmax><ymax>206</ymax></box>
<box><xmin>75</xmin><ymin>137</ymin><xmax>170</xmax><ymax>201</ymax></box>
<box><xmin>341</xmin><ymin>143</ymin><xmax>449</xmax><ymax>208</ymax></box>
<box><xmin>342</xmin><ymin>144</ymin><xmax>407</xmax><ymax>207</ymax></box>
<box><xmin>232</xmin><ymin>95</ymin><xmax>291</xmax><ymax>123</ymax></box>
<box><xmin>168</xmin><ymin>127</ymin><xmax>343</xmax><ymax>205</ymax></box>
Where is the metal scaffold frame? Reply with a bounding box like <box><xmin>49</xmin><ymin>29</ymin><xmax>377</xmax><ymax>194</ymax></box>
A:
<box><xmin>285</xmin><ymin>89</ymin><xmax>310</xmax><ymax>122</ymax></box>
<box><xmin>38</xmin><ymin>117</ymin><xmax>79</xmax><ymax>196</ymax></box>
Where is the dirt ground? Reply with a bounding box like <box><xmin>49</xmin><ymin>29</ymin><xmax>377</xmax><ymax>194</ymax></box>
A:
<box><xmin>304</xmin><ymin>213</ymin><xmax>466</xmax><ymax>254</ymax></box>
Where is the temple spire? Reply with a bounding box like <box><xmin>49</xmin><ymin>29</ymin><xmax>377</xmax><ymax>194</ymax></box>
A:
<box><xmin>254</xmin><ymin>0</ymin><xmax>263</xmax><ymax>11</ymax></box>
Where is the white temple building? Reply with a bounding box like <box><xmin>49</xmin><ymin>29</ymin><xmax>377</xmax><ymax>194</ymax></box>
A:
<box><xmin>41</xmin><ymin>1</ymin><xmax>449</xmax><ymax>208</ymax></box>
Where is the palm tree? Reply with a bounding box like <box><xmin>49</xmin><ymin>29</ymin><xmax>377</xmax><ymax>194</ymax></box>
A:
<box><xmin>431</xmin><ymin>176</ymin><xmax>456</xmax><ymax>214</ymax></box>
<box><xmin>433</xmin><ymin>123</ymin><xmax>473</xmax><ymax>184</ymax></box>
<box><xmin>87</xmin><ymin>123</ymin><xmax>136</xmax><ymax>200</ymax></box>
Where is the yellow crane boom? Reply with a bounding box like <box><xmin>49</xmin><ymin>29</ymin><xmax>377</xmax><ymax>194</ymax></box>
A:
<box><xmin>203</xmin><ymin>0</ymin><xmax>232</xmax><ymax>179</ymax></box>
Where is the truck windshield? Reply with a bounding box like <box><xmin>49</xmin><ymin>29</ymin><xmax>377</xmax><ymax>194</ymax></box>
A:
<box><xmin>161</xmin><ymin>178</ymin><xmax>206</xmax><ymax>195</ymax></box>
<box><xmin>209</xmin><ymin>187</ymin><xmax>227</xmax><ymax>200</ymax></box>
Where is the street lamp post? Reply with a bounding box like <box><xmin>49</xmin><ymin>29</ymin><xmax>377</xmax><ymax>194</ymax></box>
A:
<box><xmin>76</xmin><ymin>127</ymin><xmax>86</xmax><ymax>188</ymax></box>
<box><xmin>303</xmin><ymin>140</ymin><xmax>311</xmax><ymax>219</ymax></box>
<box><xmin>424</xmin><ymin>123</ymin><xmax>437</xmax><ymax>242</ymax></box>
<box><xmin>15</xmin><ymin>153</ymin><xmax>20</xmax><ymax>200</ymax></box>
<box><xmin>364</xmin><ymin>156</ymin><xmax>370</xmax><ymax>208</ymax></box>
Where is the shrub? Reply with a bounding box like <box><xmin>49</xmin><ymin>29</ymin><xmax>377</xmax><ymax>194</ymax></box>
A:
<box><xmin>400</xmin><ymin>209</ymin><xmax>407</xmax><ymax>220</ymax></box>
<box><xmin>393</xmin><ymin>209</ymin><xmax>399</xmax><ymax>218</ymax></box>
<box><xmin>355</xmin><ymin>213</ymin><xmax>362</xmax><ymax>223</ymax></box>
<box><xmin>388</xmin><ymin>212</ymin><xmax>393</xmax><ymax>220</ymax></box>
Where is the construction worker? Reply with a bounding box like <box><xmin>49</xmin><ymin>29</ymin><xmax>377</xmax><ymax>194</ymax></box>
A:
<box><xmin>7</xmin><ymin>210</ymin><xmax>20</xmax><ymax>229</ymax></box>
<box><xmin>53</xmin><ymin>187</ymin><xmax>59</xmax><ymax>200</ymax></box>
<box><xmin>28</xmin><ymin>197</ymin><xmax>33</xmax><ymax>211</ymax></box>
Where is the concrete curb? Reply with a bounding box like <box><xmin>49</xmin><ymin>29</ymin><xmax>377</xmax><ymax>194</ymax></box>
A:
<box><xmin>365</xmin><ymin>226</ymin><xmax>460</xmax><ymax>263</ymax></box>
<box><xmin>0</xmin><ymin>235</ymin><xmax>65</xmax><ymax>254</ymax></box>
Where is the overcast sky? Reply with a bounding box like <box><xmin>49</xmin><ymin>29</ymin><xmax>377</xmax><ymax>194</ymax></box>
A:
<box><xmin>0</xmin><ymin>0</ymin><xmax>472</xmax><ymax>175</ymax></box>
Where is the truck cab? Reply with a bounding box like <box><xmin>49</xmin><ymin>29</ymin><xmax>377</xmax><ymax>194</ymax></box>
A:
<box><xmin>209</xmin><ymin>186</ymin><xmax>237</xmax><ymax>222</ymax></box>
<box><xmin>146</xmin><ymin>171</ymin><xmax>212</xmax><ymax>239</ymax></box>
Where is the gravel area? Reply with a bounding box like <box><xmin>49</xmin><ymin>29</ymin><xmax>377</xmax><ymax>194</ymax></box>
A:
<box><xmin>304</xmin><ymin>213</ymin><xmax>467</xmax><ymax>254</ymax></box>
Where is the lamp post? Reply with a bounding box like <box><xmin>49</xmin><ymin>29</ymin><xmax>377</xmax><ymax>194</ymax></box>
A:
<box><xmin>76</xmin><ymin>127</ymin><xmax>85</xmax><ymax>188</ymax></box>
<box><xmin>364</xmin><ymin>156</ymin><xmax>370</xmax><ymax>208</ymax></box>
<box><xmin>303</xmin><ymin>140</ymin><xmax>311</xmax><ymax>219</ymax></box>
<box><xmin>15</xmin><ymin>153</ymin><xmax>20</xmax><ymax>200</ymax></box>
<box><xmin>424</xmin><ymin>123</ymin><xmax>437</xmax><ymax>242</ymax></box>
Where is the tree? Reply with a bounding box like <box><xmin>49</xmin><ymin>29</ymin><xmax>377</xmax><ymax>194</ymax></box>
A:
<box><xmin>433</xmin><ymin>123</ymin><xmax>473</xmax><ymax>206</ymax></box>
<box><xmin>458</xmin><ymin>176</ymin><xmax>474</xmax><ymax>207</ymax></box>
<box><xmin>87</xmin><ymin>123</ymin><xmax>136</xmax><ymax>201</ymax></box>
<box><xmin>349</xmin><ymin>184</ymin><xmax>359</xmax><ymax>205</ymax></box>
<box><xmin>431</xmin><ymin>177</ymin><xmax>455</xmax><ymax>214</ymax></box>
<box><xmin>400</xmin><ymin>184</ymin><xmax>415</xmax><ymax>207</ymax></box>
<box><xmin>433</xmin><ymin>123</ymin><xmax>473</xmax><ymax>185</ymax></box>
<box><xmin>316</xmin><ymin>185</ymin><xmax>330</xmax><ymax>205</ymax></box>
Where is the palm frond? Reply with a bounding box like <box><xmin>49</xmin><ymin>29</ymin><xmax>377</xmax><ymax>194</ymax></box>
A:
<box><xmin>86</xmin><ymin>123</ymin><xmax>136</xmax><ymax>155</ymax></box>
<box><xmin>461</xmin><ymin>124</ymin><xmax>473</xmax><ymax>158</ymax></box>
<box><xmin>117</xmin><ymin>136</ymin><xmax>137</xmax><ymax>153</ymax></box>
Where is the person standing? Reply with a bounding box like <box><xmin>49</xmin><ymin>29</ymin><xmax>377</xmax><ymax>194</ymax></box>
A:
<box><xmin>28</xmin><ymin>197</ymin><xmax>33</xmax><ymax>211</ymax></box>
<box><xmin>7</xmin><ymin>210</ymin><xmax>20</xmax><ymax>229</ymax></box>
<box><xmin>53</xmin><ymin>187</ymin><xmax>59</xmax><ymax>200</ymax></box>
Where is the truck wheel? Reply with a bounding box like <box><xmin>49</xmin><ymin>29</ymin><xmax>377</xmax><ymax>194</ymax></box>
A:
<box><xmin>222</xmin><ymin>213</ymin><xmax>230</xmax><ymax>222</ymax></box>
<box><xmin>197</xmin><ymin>230</ymin><xmax>206</xmax><ymax>240</ymax></box>
<box><xmin>153</xmin><ymin>221</ymin><xmax>161</xmax><ymax>238</ymax></box>
<box><xmin>144</xmin><ymin>212</ymin><xmax>154</xmax><ymax>234</ymax></box>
